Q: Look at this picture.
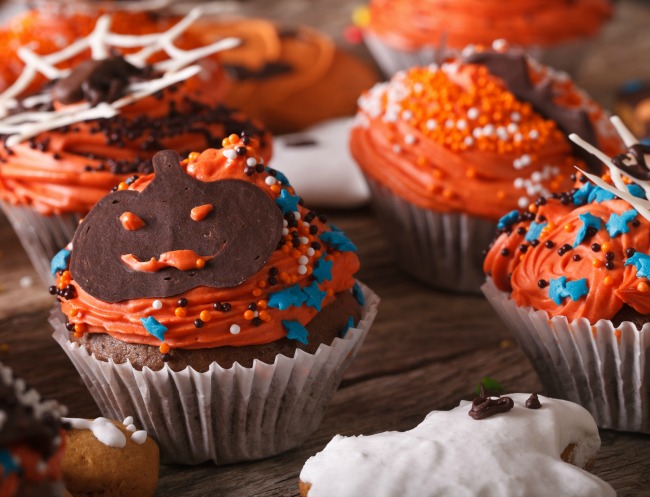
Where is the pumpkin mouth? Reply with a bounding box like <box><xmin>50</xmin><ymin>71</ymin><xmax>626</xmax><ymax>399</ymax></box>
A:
<box><xmin>121</xmin><ymin>250</ymin><xmax>216</xmax><ymax>273</ymax></box>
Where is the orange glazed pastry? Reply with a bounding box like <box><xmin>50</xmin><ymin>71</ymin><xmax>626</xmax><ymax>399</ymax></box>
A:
<box><xmin>360</xmin><ymin>0</ymin><xmax>612</xmax><ymax>75</ymax></box>
<box><xmin>0</xmin><ymin>10</ymin><xmax>271</xmax><ymax>285</ymax></box>
<box><xmin>350</xmin><ymin>42</ymin><xmax>622</xmax><ymax>292</ymax></box>
<box><xmin>50</xmin><ymin>137</ymin><xmax>379</xmax><ymax>465</ymax></box>
<box><xmin>482</xmin><ymin>116</ymin><xmax>650</xmax><ymax>433</ymax></box>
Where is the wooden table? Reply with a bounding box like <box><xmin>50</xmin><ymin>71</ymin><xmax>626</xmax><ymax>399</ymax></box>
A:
<box><xmin>1</xmin><ymin>1</ymin><xmax>650</xmax><ymax>495</ymax></box>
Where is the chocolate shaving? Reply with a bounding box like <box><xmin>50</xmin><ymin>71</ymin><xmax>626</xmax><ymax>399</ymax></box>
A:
<box><xmin>612</xmin><ymin>143</ymin><xmax>650</xmax><ymax>180</ymax></box>
<box><xmin>468</xmin><ymin>384</ymin><xmax>514</xmax><ymax>420</ymax></box>
<box><xmin>70</xmin><ymin>150</ymin><xmax>283</xmax><ymax>302</ymax></box>
<box><xmin>52</xmin><ymin>55</ymin><xmax>151</xmax><ymax>106</ymax></box>
<box><xmin>462</xmin><ymin>50</ymin><xmax>601</xmax><ymax>172</ymax></box>
<box><xmin>525</xmin><ymin>393</ymin><xmax>542</xmax><ymax>409</ymax></box>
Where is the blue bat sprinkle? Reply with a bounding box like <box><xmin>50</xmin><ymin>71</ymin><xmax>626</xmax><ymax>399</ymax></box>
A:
<box><xmin>282</xmin><ymin>320</ymin><xmax>309</xmax><ymax>344</ymax></box>
<box><xmin>606</xmin><ymin>209</ymin><xmax>638</xmax><ymax>238</ymax></box>
<box><xmin>573</xmin><ymin>212</ymin><xmax>602</xmax><ymax>247</ymax></box>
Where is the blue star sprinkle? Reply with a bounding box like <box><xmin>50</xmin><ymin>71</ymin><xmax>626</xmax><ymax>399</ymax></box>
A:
<box><xmin>282</xmin><ymin>320</ymin><xmax>308</xmax><ymax>345</ymax></box>
<box><xmin>51</xmin><ymin>248</ymin><xmax>71</xmax><ymax>275</ymax></box>
<box><xmin>352</xmin><ymin>281</ymin><xmax>365</xmax><ymax>306</ymax></box>
<box><xmin>275</xmin><ymin>189</ymin><xmax>300</xmax><ymax>214</ymax></box>
<box><xmin>573</xmin><ymin>212</ymin><xmax>602</xmax><ymax>247</ymax></box>
<box><xmin>0</xmin><ymin>449</ymin><xmax>20</xmax><ymax>476</ymax></box>
<box><xmin>341</xmin><ymin>316</ymin><xmax>355</xmax><ymax>338</ymax></box>
<box><xmin>320</xmin><ymin>230</ymin><xmax>357</xmax><ymax>252</ymax></box>
<box><xmin>303</xmin><ymin>281</ymin><xmax>327</xmax><ymax>311</ymax></box>
<box><xmin>312</xmin><ymin>257</ymin><xmax>333</xmax><ymax>283</ymax></box>
<box><xmin>625</xmin><ymin>252</ymin><xmax>650</xmax><ymax>278</ymax></box>
<box><xmin>140</xmin><ymin>316</ymin><xmax>167</xmax><ymax>341</ymax></box>
<box><xmin>589</xmin><ymin>186</ymin><xmax>616</xmax><ymax>203</ymax></box>
<box><xmin>573</xmin><ymin>183</ymin><xmax>595</xmax><ymax>206</ymax></box>
<box><xmin>548</xmin><ymin>276</ymin><xmax>589</xmax><ymax>305</ymax></box>
<box><xmin>606</xmin><ymin>209</ymin><xmax>638</xmax><ymax>238</ymax></box>
<box><xmin>524</xmin><ymin>221</ymin><xmax>547</xmax><ymax>242</ymax></box>
<box><xmin>627</xmin><ymin>184</ymin><xmax>646</xmax><ymax>199</ymax></box>
<box><xmin>497</xmin><ymin>210</ymin><xmax>519</xmax><ymax>230</ymax></box>
<box><xmin>268</xmin><ymin>284</ymin><xmax>307</xmax><ymax>310</ymax></box>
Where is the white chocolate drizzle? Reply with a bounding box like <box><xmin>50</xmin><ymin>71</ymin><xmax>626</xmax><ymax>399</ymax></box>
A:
<box><xmin>0</xmin><ymin>7</ymin><xmax>239</xmax><ymax>147</ymax></box>
<box><xmin>63</xmin><ymin>415</ymin><xmax>148</xmax><ymax>447</ymax></box>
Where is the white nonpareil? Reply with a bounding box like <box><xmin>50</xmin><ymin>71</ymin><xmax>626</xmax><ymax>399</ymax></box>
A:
<box><xmin>300</xmin><ymin>394</ymin><xmax>615</xmax><ymax>497</ymax></box>
<box><xmin>0</xmin><ymin>8</ymin><xmax>239</xmax><ymax>147</ymax></box>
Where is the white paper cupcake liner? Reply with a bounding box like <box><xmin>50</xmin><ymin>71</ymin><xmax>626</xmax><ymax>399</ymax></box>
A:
<box><xmin>364</xmin><ymin>32</ymin><xmax>590</xmax><ymax>77</ymax></box>
<box><xmin>50</xmin><ymin>283</ymin><xmax>379</xmax><ymax>465</ymax></box>
<box><xmin>482</xmin><ymin>278</ymin><xmax>650</xmax><ymax>433</ymax></box>
<box><xmin>367</xmin><ymin>179</ymin><xmax>496</xmax><ymax>293</ymax></box>
<box><xmin>1</xmin><ymin>202</ymin><xmax>81</xmax><ymax>286</ymax></box>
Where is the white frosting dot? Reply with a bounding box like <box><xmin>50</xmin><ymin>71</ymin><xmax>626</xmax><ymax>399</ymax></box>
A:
<box><xmin>463</xmin><ymin>136</ymin><xmax>474</xmax><ymax>147</ymax></box>
<box><xmin>426</xmin><ymin>119</ymin><xmax>437</xmax><ymax>130</ymax></box>
<box><xmin>404</xmin><ymin>134</ymin><xmax>416</xmax><ymax>145</ymax></box>
<box><xmin>131</xmin><ymin>430</ymin><xmax>148</xmax><ymax>445</ymax></box>
<box><xmin>265</xmin><ymin>176</ymin><xmax>277</xmax><ymax>186</ymax></box>
<box><xmin>510</xmin><ymin>112</ymin><xmax>521</xmax><ymax>122</ymax></box>
<box><xmin>307</xmin><ymin>248</ymin><xmax>315</xmax><ymax>257</ymax></box>
<box><xmin>126</xmin><ymin>424</ymin><xmax>137</xmax><ymax>432</ymax></box>
<box><xmin>299</xmin><ymin>237</ymin><xmax>309</xmax><ymax>245</ymax></box>
<box><xmin>282</xmin><ymin>228</ymin><xmax>289</xmax><ymax>236</ymax></box>
<box><xmin>298</xmin><ymin>255</ymin><xmax>309</xmax><ymax>265</ymax></box>
<box><xmin>456</xmin><ymin>119</ymin><xmax>467</xmax><ymax>130</ymax></box>
<box><xmin>467</xmin><ymin>108</ymin><xmax>479</xmax><ymax>120</ymax></box>
<box><xmin>152</xmin><ymin>300</ymin><xmax>162</xmax><ymax>310</ymax></box>
<box><xmin>123</xmin><ymin>416</ymin><xmax>134</xmax><ymax>425</ymax></box>
<box><xmin>229</xmin><ymin>324</ymin><xmax>240</xmax><ymax>335</ymax></box>
<box><xmin>293</xmin><ymin>211</ymin><xmax>301</xmax><ymax>220</ymax></box>
<box><xmin>222</xmin><ymin>149</ymin><xmax>237</xmax><ymax>160</ymax></box>
<box><xmin>529</xmin><ymin>130</ymin><xmax>539</xmax><ymax>140</ymax></box>
<box><xmin>298</xmin><ymin>265</ymin><xmax>308</xmax><ymax>275</ymax></box>
<box><xmin>517</xmin><ymin>196</ymin><xmax>529</xmax><ymax>208</ymax></box>
<box><xmin>392</xmin><ymin>144</ymin><xmax>402</xmax><ymax>153</ymax></box>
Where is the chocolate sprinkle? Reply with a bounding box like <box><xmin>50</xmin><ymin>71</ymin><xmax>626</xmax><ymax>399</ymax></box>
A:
<box><xmin>525</xmin><ymin>393</ymin><xmax>542</xmax><ymax>409</ymax></box>
<box><xmin>468</xmin><ymin>384</ymin><xmax>514</xmax><ymax>420</ymax></box>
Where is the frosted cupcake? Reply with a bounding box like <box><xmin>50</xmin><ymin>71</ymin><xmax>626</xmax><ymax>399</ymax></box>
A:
<box><xmin>50</xmin><ymin>137</ymin><xmax>379</xmax><ymax>464</ymax></box>
<box><xmin>483</xmin><ymin>116</ymin><xmax>650</xmax><ymax>433</ymax></box>
<box><xmin>0</xmin><ymin>10</ymin><xmax>271</xmax><ymax>285</ymax></box>
<box><xmin>361</xmin><ymin>0</ymin><xmax>613</xmax><ymax>76</ymax></box>
<box><xmin>350</xmin><ymin>43</ymin><xmax>622</xmax><ymax>292</ymax></box>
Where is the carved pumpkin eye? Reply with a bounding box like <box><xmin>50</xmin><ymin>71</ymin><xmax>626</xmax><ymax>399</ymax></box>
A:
<box><xmin>191</xmin><ymin>204</ymin><xmax>213</xmax><ymax>221</ymax></box>
<box><xmin>120</xmin><ymin>212</ymin><xmax>145</xmax><ymax>231</ymax></box>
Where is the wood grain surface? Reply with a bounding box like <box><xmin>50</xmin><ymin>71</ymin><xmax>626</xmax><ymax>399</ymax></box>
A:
<box><xmin>1</xmin><ymin>1</ymin><xmax>650</xmax><ymax>496</ymax></box>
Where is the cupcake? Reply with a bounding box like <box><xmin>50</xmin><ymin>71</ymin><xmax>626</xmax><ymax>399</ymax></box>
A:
<box><xmin>483</xmin><ymin>116</ymin><xmax>650</xmax><ymax>432</ymax></box>
<box><xmin>0</xmin><ymin>10</ymin><xmax>271</xmax><ymax>285</ymax></box>
<box><xmin>0</xmin><ymin>361</ymin><xmax>68</xmax><ymax>497</ymax></box>
<box><xmin>50</xmin><ymin>137</ymin><xmax>379</xmax><ymax>464</ymax></box>
<box><xmin>194</xmin><ymin>17</ymin><xmax>379</xmax><ymax>133</ymax></box>
<box><xmin>360</xmin><ymin>0</ymin><xmax>613</xmax><ymax>76</ymax></box>
<box><xmin>350</xmin><ymin>43</ymin><xmax>622</xmax><ymax>293</ymax></box>
<box><xmin>300</xmin><ymin>392</ymin><xmax>614</xmax><ymax>497</ymax></box>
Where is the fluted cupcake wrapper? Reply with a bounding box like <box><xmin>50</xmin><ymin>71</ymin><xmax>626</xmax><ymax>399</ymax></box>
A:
<box><xmin>50</xmin><ymin>283</ymin><xmax>379</xmax><ymax>465</ymax></box>
<box><xmin>367</xmin><ymin>178</ymin><xmax>496</xmax><ymax>294</ymax></box>
<box><xmin>1</xmin><ymin>202</ymin><xmax>80</xmax><ymax>286</ymax></box>
<box><xmin>482</xmin><ymin>278</ymin><xmax>650</xmax><ymax>433</ymax></box>
<box><xmin>364</xmin><ymin>32</ymin><xmax>590</xmax><ymax>77</ymax></box>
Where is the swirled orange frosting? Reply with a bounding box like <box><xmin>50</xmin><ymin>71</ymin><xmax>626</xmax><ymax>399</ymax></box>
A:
<box><xmin>57</xmin><ymin>139</ymin><xmax>360</xmax><ymax>350</ymax></box>
<box><xmin>484</xmin><ymin>177</ymin><xmax>650</xmax><ymax>323</ymax></box>
<box><xmin>0</xmin><ymin>93</ymin><xmax>272</xmax><ymax>215</ymax></box>
<box><xmin>367</xmin><ymin>0</ymin><xmax>612</xmax><ymax>51</ymax></box>
<box><xmin>350</xmin><ymin>50</ymin><xmax>622</xmax><ymax>221</ymax></box>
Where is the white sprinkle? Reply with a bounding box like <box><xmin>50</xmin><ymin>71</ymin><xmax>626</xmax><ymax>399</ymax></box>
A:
<box><xmin>123</xmin><ymin>416</ymin><xmax>134</xmax><ymax>425</ymax></box>
<box><xmin>283</xmin><ymin>219</ymin><xmax>288</xmax><ymax>227</ymax></box>
<box><xmin>229</xmin><ymin>324</ymin><xmax>240</xmax><ymax>335</ymax></box>
<box><xmin>517</xmin><ymin>196</ymin><xmax>529</xmax><ymax>208</ymax></box>
<box><xmin>401</xmin><ymin>110</ymin><xmax>413</xmax><ymax>120</ymax></box>
<box><xmin>131</xmin><ymin>430</ymin><xmax>148</xmax><ymax>445</ymax></box>
<box><xmin>483</xmin><ymin>124</ymin><xmax>495</xmax><ymax>137</ymax></box>
<box><xmin>467</xmin><ymin>108</ymin><xmax>479</xmax><ymax>120</ymax></box>
<box><xmin>298</xmin><ymin>255</ymin><xmax>309</xmax><ymax>265</ymax></box>
<box><xmin>513</xmin><ymin>159</ymin><xmax>522</xmax><ymax>170</ymax></box>
<box><xmin>298</xmin><ymin>265</ymin><xmax>307</xmax><ymax>275</ymax></box>
<box><xmin>307</xmin><ymin>248</ymin><xmax>315</xmax><ymax>257</ymax></box>
<box><xmin>492</xmin><ymin>39</ymin><xmax>507</xmax><ymax>51</ymax></box>
<box><xmin>426</xmin><ymin>119</ymin><xmax>437</xmax><ymax>130</ymax></box>
<box><xmin>299</xmin><ymin>237</ymin><xmax>309</xmax><ymax>245</ymax></box>
<box><xmin>463</xmin><ymin>136</ymin><xmax>474</xmax><ymax>147</ymax></box>
<box><xmin>282</xmin><ymin>228</ymin><xmax>289</xmax><ymax>236</ymax></box>
<box><xmin>531</xmin><ymin>172</ymin><xmax>542</xmax><ymax>182</ymax></box>
<box><xmin>253</xmin><ymin>311</ymin><xmax>259</xmax><ymax>318</ymax></box>
<box><xmin>413</xmin><ymin>83</ymin><xmax>424</xmax><ymax>94</ymax></box>
<box><xmin>529</xmin><ymin>130</ymin><xmax>539</xmax><ymax>140</ymax></box>
<box><xmin>126</xmin><ymin>424</ymin><xmax>137</xmax><ymax>432</ymax></box>
<box><xmin>265</xmin><ymin>176</ymin><xmax>277</xmax><ymax>186</ymax></box>
<box><xmin>19</xmin><ymin>276</ymin><xmax>32</xmax><ymax>288</ymax></box>
<box><xmin>456</xmin><ymin>119</ymin><xmax>467</xmax><ymax>130</ymax></box>
<box><xmin>404</xmin><ymin>134</ymin><xmax>416</xmax><ymax>145</ymax></box>
<box><xmin>472</xmin><ymin>128</ymin><xmax>483</xmax><ymax>139</ymax></box>
<box><xmin>507</xmin><ymin>123</ymin><xmax>518</xmax><ymax>134</ymax></box>
<box><xmin>152</xmin><ymin>300</ymin><xmax>162</xmax><ymax>310</ymax></box>
<box><xmin>222</xmin><ymin>149</ymin><xmax>237</xmax><ymax>160</ymax></box>
<box><xmin>514</xmin><ymin>178</ymin><xmax>524</xmax><ymax>189</ymax></box>
<box><xmin>293</xmin><ymin>211</ymin><xmax>301</xmax><ymax>220</ymax></box>
<box><xmin>246</xmin><ymin>157</ymin><xmax>257</xmax><ymax>167</ymax></box>
<box><xmin>520</xmin><ymin>155</ymin><xmax>532</xmax><ymax>166</ymax></box>
<box><xmin>36</xmin><ymin>461</ymin><xmax>47</xmax><ymax>474</ymax></box>
<box><xmin>510</xmin><ymin>112</ymin><xmax>521</xmax><ymax>122</ymax></box>
<box><xmin>393</xmin><ymin>144</ymin><xmax>402</xmax><ymax>153</ymax></box>
<box><xmin>497</xmin><ymin>126</ymin><xmax>509</xmax><ymax>141</ymax></box>
<box><xmin>513</xmin><ymin>133</ymin><xmax>523</xmax><ymax>142</ymax></box>
<box><xmin>445</xmin><ymin>119</ymin><xmax>455</xmax><ymax>129</ymax></box>
<box><xmin>461</xmin><ymin>45</ymin><xmax>476</xmax><ymax>58</ymax></box>
<box><xmin>428</xmin><ymin>63</ymin><xmax>439</xmax><ymax>72</ymax></box>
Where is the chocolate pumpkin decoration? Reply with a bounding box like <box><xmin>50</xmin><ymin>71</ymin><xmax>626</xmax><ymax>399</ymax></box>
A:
<box><xmin>70</xmin><ymin>150</ymin><xmax>283</xmax><ymax>302</ymax></box>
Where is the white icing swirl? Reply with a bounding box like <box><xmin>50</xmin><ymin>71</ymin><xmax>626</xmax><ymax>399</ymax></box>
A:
<box><xmin>63</xmin><ymin>417</ymin><xmax>126</xmax><ymax>448</ymax></box>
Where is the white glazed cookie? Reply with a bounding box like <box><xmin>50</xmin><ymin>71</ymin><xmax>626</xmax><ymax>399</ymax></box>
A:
<box><xmin>299</xmin><ymin>393</ymin><xmax>615</xmax><ymax>497</ymax></box>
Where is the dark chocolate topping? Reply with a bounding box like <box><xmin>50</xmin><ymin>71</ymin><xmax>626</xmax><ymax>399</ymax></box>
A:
<box><xmin>462</xmin><ymin>50</ymin><xmax>601</xmax><ymax>171</ymax></box>
<box><xmin>612</xmin><ymin>143</ymin><xmax>650</xmax><ymax>180</ymax></box>
<box><xmin>223</xmin><ymin>62</ymin><xmax>293</xmax><ymax>81</ymax></box>
<box><xmin>70</xmin><ymin>150</ymin><xmax>284</xmax><ymax>302</ymax></box>
<box><xmin>468</xmin><ymin>385</ymin><xmax>514</xmax><ymax>420</ymax></box>
<box><xmin>525</xmin><ymin>393</ymin><xmax>542</xmax><ymax>409</ymax></box>
<box><xmin>52</xmin><ymin>55</ymin><xmax>150</xmax><ymax>106</ymax></box>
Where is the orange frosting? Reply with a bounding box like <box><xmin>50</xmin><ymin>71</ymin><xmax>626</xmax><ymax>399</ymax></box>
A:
<box><xmin>351</xmin><ymin>51</ymin><xmax>622</xmax><ymax>221</ymax></box>
<box><xmin>484</xmin><ymin>180</ymin><xmax>650</xmax><ymax>323</ymax></box>
<box><xmin>367</xmin><ymin>0</ymin><xmax>612</xmax><ymax>51</ymax></box>
<box><xmin>58</xmin><ymin>139</ymin><xmax>360</xmax><ymax>350</ymax></box>
<box><xmin>121</xmin><ymin>251</ymin><xmax>215</xmax><ymax>272</ymax></box>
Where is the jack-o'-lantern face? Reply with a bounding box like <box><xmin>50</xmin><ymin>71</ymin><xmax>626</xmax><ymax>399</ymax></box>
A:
<box><xmin>70</xmin><ymin>150</ymin><xmax>283</xmax><ymax>302</ymax></box>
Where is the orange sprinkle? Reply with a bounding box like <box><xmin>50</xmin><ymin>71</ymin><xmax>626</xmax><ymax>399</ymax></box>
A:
<box><xmin>244</xmin><ymin>310</ymin><xmax>255</xmax><ymax>320</ymax></box>
<box><xmin>291</xmin><ymin>249</ymin><xmax>302</xmax><ymax>259</ymax></box>
<box><xmin>221</xmin><ymin>138</ymin><xmax>230</xmax><ymax>147</ymax></box>
<box><xmin>592</xmin><ymin>259</ymin><xmax>603</xmax><ymax>268</ymax></box>
<box><xmin>252</xmin><ymin>289</ymin><xmax>262</xmax><ymax>297</ymax></box>
<box><xmin>190</xmin><ymin>204</ymin><xmax>213</xmax><ymax>221</ymax></box>
<box><xmin>199</xmin><ymin>310</ymin><xmax>211</xmax><ymax>322</ymax></box>
<box><xmin>603</xmin><ymin>276</ymin><xmax>614</xmax><ymax>286</ymax></box>
<box><xmin>188</xmin><ymin>152</ymin><xmax>200</xmax><ymax>161</ymax></box>
<box><xmin>496</xmin><ymin>190</ymin><xmax>506</xmax><ymax>200</ymax></box>
<box><xmin>466</xmin><ymin>168</ymin><xmax>476</xmax><ymax>179</ymax></box>
<box><xmin>257</xmin><ymin>300</ymin><xmax>268</xmax><ymax>309</ymax></box>
<box><xmin>74</xmin><ymin>323</ymin><xmax>85</xmax><ymax>333</ymax></box>
<box><xmin>175</xmin><ymin>307</ymin><xmax>187</xmax><ymax>317</ymax></box>
<box><xmin>601</xmin><ymin>243</ymin><xmax>610</xmax><ymax>251</ymax></box>
<box><xmin>637</xmin><ymin>281</ymin><xmax>649</xmax><ymax>292</ymax></box>
<box><xmin>281</xmin><ymin>244</ymin><xmax>291</xmax><ymax>253</ymax></box>
<box><xmin>528</xmin><ymin>204</ymin><xmax>538</xmax><ymax>214</ymax></box>
<box><xmin>159</xmin><ymin>343</ymin><xmax>170</xmax><ymax>354</ymax></box>
<box><xmin>228</xmin><ymin>133</ymin><xmax>239</xmax><ymax>142</ymax></box>
<box><xmin>259</xmin><ymin>310</ymin><xmax>270</xmax><ymax>321</ymax></box>
<box><xmin>196</xmin><ymin>259</ymin><xmax>205</xmax><ymax>269</ymax></box>
<box><xmin>117</xmin><ymin>182</ymin><xmax>128</xmax><ymax>191</ymax></box>
<box><xmin>614</xmin><ymin>329</ymin><xmax>622</xmax><ymax>340</ymax></box>
<box><xmin>270</xmin><ymin>185</ymin><xmax>281</xmax><ymax>194</ymax></box>
<box><xmin>257</xmin><ymin>280</ymin><xmax>268</xmax><ymax>289</ymax></box>
<box><xmin>563</xmin><ymin>223</ymin><xmax>574</xmax><ymax>232</ymax></box>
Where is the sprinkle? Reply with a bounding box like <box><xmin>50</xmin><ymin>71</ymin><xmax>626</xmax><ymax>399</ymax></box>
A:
<box><xmin>524</xmin><ymin>221</ymin><xmax>547</xmax><ymax>242</ymax></box>
<box><xmin>275</xmin><ymin>189</ymin><xmax>300</xmax><ymax>214</ymax></box>
<box><xmin>152</xmin><ymin>300</ymin><xmax>163</xmax><ymax>310</ymax></box>
<box><xmin>222</xmin><ymin>149</ymin><xmax>237</xmax><ymax>160</ymax></box>
<box><xmin>625</xmin><ymin>252</ymin><xmax>650</xmax><ymax>278</ymax></box>
<box><xmin>199</xmin><ymin>310</ymin><xmax>211</xmax><ymax>322</ymax></box>
<box><xmin>497</xmin><ymin>210</ymin><xmax>519</xmax><ymax>230</ymax></box>
<box><xmin>140</xmin><ymin>316</ymin><xmax>167</xmax><ymax>341</ymax></box>
<box><xmin>268</xmin><ymin>284</ymin><xmax>308</xmax><ymax>310</ymax></box>
<box><xmin>131</xmin><ymin>431</ymin><xmax>148</xmax><ymax>445</ymax></box>
<box><xmin>320</xmin><ymin>230</ymin><xmax>357</xmax><ymax>252</ymax></box>
<box><xmin>573</xmin><ymin>213</ymin><xmax>602</xmax><ymax>247</ymax></box>
<box><xmin>606</xmin><ymin>209</ymin><xmax>638</xmax><ymax>238</ymax></box>
<box><xmin>342</xmin><ymin>316</ymin><xmax>355</xmax><ymax>338</ymax></box>
<box><xmin>190</xmin><ymin>204</ymin><xmax>213</xmax><ymax>221</ymax></box>
<box><xmin>517</xmin><ymin>197</ymin><xmax>529</xmax><ymax>209</ymax></box>
<box><xmin>50</xmin><ymin>248</ymin><xmax>71</xmax><ymax>275</ymax></box>
<box><xmin>265</xmin><ymin>176</ymin><xmax>277</xmax><ymax>186</ymax></box>
<box><xmin>549</xmin><ymin>276</ymin><xmax>589</xmax><ymax>305</ymax></box>
<box><xmin>312</xmin><ymin>257</ymin><xmax>333</xmax><ymax>283</ymax></box>
<box><xmin>303</xmin><ymin>281</ymin><xmax>327</xmax><ymax>311</ymax></box>
<box><xmin>282</xmin><ymin>320</ymin><xmax>309</xmax><ymax>345</ymax></box>
<box><xmin>119</xmin><ymin>212</ymin><xmax>146</xmax><ymax>231</ymax></box>
<box><xmin>246</xmin><ymin>157</ymin><xmax>257</xmax><ymax>167</ymax></box>
<box><xmin>352</xmin><ymin>282</ymin><xmax>365</xmax><ymax>306</ymax></box>
<box><xmin>229</xmin><ymin>324</ymin><xmax>240</xmax><ymax>335</ymax></box>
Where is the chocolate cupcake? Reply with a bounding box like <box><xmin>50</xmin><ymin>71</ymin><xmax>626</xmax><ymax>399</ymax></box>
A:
<box><xmin>50</xmin><ymin>137</ymin><xmax>379</xmax><ymax>464</ymax></box>
<box><xmin>483</xmin><ymin>116</ymin><xmax>650</xmax><ymax>432</ymax></box>
<box><xmin>0</xmin><ymin>9</ymin><xmax>271</xmax><ymax>285</ymax></box>
<box><xmin>350</xmin><ymin>42</ymin><xmax>622</xmax><ymax>292</ymax></box>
